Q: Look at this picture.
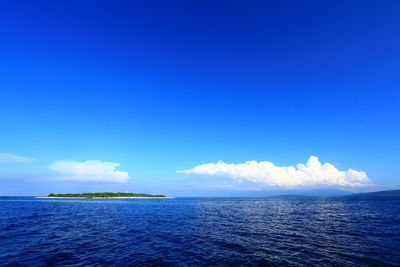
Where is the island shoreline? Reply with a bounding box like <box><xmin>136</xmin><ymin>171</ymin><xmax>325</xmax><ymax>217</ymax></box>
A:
<box><xmin>35</xmin><ymin>196</ymin><xmax>175</xmax><ymax>199</ymax></box>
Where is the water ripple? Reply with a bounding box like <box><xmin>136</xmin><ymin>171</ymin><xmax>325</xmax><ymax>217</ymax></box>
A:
<box><xmin>0</xmin><ymin>197</ymin><xmax>399</xmax><ymax>266</ymax></box>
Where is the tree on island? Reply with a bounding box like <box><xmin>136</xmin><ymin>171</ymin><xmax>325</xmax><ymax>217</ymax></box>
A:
<box><xmin>48</xmin><ymin>192</ymin><xmax>166</xmax><ymax>198</ymax></box>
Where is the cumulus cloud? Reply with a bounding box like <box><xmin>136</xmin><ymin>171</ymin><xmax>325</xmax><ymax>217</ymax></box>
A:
<box><xmin>0</xmin><ymin>153</ymin><xmax>35</xmax><ymax>163</ymax></box>
<box><xmin>177</xmin><ymin>156</ymin><xmax>370</xmax><ymax>187</ymax></box>
<box><xmin>49</xmin><ymin>160</ymin><xmax>129</xmax><ymax>182</ymax></box>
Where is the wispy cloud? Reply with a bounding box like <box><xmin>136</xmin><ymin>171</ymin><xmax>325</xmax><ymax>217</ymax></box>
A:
<box><xmin>49</xmin><ymin>160</ymin><xmax>130</xmax><ymax>182</ymax></box>
<box><xmin>0</xmin><ymin>153</ymin><xmax>35</xmax><ymax>163</ymax></box>
<box><xmin>178</xmin><ymin>156</ymin><xmax>370</xmax><ymax>187</ymax></box>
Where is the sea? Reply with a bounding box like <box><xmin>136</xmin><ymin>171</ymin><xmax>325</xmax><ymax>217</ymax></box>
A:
<box><xmin>0</xmin><ymin>196</ymin><xmax>399</xmax><ymax>266</ymax></box>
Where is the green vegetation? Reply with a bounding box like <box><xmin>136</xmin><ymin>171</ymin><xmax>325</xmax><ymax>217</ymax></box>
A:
<box><xmin>48</xmin><ymin>192</ymin><xmax>167</xmax><ymax>198</ymax></box>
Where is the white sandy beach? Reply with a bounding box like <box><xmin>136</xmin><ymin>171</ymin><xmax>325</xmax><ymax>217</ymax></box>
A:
<box><xmin>35</xmin><ymin>196</ymin><xmax>175</xmax><ymax>199</ymax></box>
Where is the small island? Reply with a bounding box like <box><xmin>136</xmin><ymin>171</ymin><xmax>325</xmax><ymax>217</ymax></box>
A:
<box><xmin>42</xmin><ymin>192</ymin><xmax>169</xmax><ymax>199</ymax></box>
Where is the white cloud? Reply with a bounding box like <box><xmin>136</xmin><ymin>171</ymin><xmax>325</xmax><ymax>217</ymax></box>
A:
<box><xmin>0</xmin><ymin>153</ymin><xmax>35</xmax><ymax>163</ymax></box>
<box><xmin>177</xmin><ymin>156</ymin><xmax>370</xmax><ymax>187</ymax></box>
<box><xmin>49</xmin><ymin>160</ymin><xmax>130</xmax><ymax>182</ymax></box>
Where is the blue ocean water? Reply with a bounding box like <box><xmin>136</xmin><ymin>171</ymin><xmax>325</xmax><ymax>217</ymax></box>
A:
<box><xmin>0</xmin><ymin>197</ymin><xmax>399</xmax><ymax>266</ymax></box>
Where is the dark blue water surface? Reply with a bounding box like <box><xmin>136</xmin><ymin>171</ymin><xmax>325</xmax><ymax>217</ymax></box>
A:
<box><xmin>0</xmin><ymin>197</ymin><xmax>400</xmax><ymax>266</ymax></box>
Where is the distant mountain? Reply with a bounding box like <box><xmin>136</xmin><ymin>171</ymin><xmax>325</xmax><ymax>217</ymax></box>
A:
<box><xmin>347</xmin><ymin>190</ymin><xmax>400</xmax><ymax>198</ymax></box>
<box><xmin>287</xmin><ymin>188</ymin><xmax>352</xmax><ymax>197</ymax></box>
<box><xmin>205</xmin><ymin>188</ymin><xmax>353</xmax><ymax>197</ymax></box>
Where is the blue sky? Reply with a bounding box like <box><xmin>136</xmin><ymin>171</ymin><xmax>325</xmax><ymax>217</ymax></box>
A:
<box><xmin>0</xmin><ymin>0</ymin><xmax>399</xmax><ymax>196</ymax></box>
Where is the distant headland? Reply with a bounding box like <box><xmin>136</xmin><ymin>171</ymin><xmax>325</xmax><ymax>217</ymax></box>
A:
<box><xmin>38</xmin><ymin>192</ymin><xmax>170</xmax><ymax>199</ymax></box>
<box><xmin>348</xmin><ymin>190</ymin><xmax>400</xmax><ymax>198</ymax></box>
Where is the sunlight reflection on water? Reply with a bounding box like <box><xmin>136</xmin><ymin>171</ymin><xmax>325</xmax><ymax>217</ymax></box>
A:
<box><xmin>0</xmin><ymin>197</ymin><xmax>399</xmax><ymax>266</ymax></box>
